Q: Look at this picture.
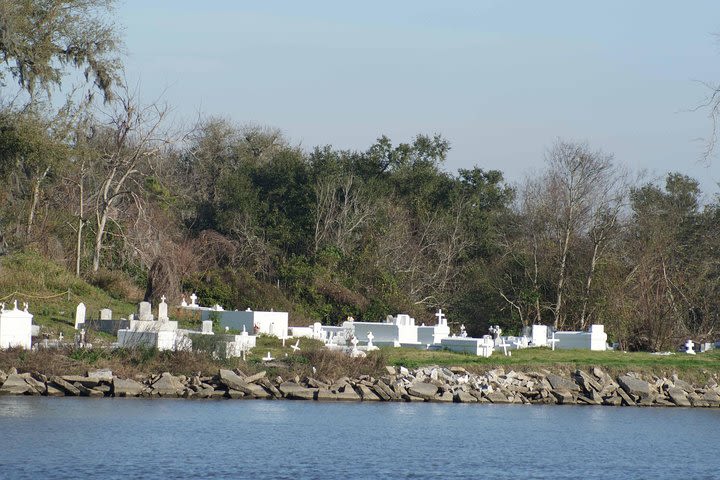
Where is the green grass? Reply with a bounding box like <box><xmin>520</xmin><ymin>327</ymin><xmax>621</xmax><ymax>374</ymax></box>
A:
<box><xmin>0</xmin><ymin>251</ymin><xmax>136</xmax><ymax>338</ymax></box>
<box><xmin>385</xmin><ymin>347</ymin><xmax>720</xmax><ymax>380</ymax></box>
<box><xmin>246</xmin><ymin>335</ymin><xmax>326</xmax><ymax>364</ymax></box>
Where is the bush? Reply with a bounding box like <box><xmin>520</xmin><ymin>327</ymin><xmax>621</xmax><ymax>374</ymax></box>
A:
<box><xmin>88</xmin><ymin>269</ymin><xmax>143</xmax><ymax>301</ymax></box>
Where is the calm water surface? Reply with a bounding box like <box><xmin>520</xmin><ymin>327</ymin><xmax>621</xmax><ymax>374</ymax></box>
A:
<box><xmin>0</xmin><ymin>397</ymin><xmax>718</xmax><ymax>479</ymax></box>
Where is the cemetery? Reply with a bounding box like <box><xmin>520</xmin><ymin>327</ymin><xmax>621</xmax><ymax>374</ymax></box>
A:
<box><xmin>1</xmin><ymin>290</ymin><xmax>720</xmax><ymax>409</ymax></box>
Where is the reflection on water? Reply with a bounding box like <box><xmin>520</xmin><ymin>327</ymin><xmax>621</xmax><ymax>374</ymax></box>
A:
<box><xmin>0</xmin><ymin>397</ymin><xmax>719</xmax><ymax>479</ymax></box>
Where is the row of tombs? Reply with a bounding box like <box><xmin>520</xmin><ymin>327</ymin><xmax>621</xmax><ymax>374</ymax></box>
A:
<box><xmin>0</xmin><ymin>294</ymin><xmax>634</xmax><ymax>358</ymax></box>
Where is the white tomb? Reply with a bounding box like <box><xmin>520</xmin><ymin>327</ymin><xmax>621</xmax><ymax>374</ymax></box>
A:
<box><xmin>75</xmin><ymin>302</ymin><xmax>86</xmax><ymax>330</ymax></box>
<box><xmin>0</xmin><ymin>301</ymin><xmax>33</xmax><ymax>349</ymax></box>
<box><xmin>213</xmin><ymin>309</ymin><xmax>289</xmax><ymax>338</ymax></box>
<box><xmin>531</xmin><ymin>324</ymin><xmax>548</xmax><ymax>347</ymax></box>
<box><xmin>553</xmin><ymin>324</ymin><xmax>607</xmax><ymax>351</ymax></box>
<box><xmin>343</xmin><ymin>314</ymin><xmax>420</xmax><ymax>347</ymax></box>
<box><xmin>417</xmin><ymin>309</ymin><xmax>450</xmax><ymax>346</ymax></box>
<box><xmin>440</xmin><ymin>335</ymin><xmax>494</xmax><ymax>357</ymax></box>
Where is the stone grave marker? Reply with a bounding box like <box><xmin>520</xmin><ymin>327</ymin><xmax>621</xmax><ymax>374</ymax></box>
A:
<box><xmin>138</xmin><ymin>301</ymin><xmax>153</xmax><ymax>321</ymax></box>
<box><xmin>158</xmin><ymin>295</ymin><xmax>169</xmax><ymax>322</ymax></box>
<box><xmin>100</xmin><ymin>308</ymin><xmax>112</xmax><ymax>321</ymax></box>
<box><xmin>75</xmin><ymin>302</ymin><xmax>86</xmax><ymax>330</ymax></box>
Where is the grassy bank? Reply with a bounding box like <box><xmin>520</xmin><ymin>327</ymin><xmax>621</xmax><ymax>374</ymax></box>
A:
<box><xmin>0</xmin><ymin>252</ymin><xmax>136</xmax><ymax>338</ymax></box>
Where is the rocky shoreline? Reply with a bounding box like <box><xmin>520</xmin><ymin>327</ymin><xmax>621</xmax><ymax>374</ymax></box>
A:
<box><xmin>1</xmin><ymin>365</ymin><xmax>719</xmax><ymax>407</ymax></box>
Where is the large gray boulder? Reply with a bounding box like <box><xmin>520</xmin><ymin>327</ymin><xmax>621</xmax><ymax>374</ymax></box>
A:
<box><xmin>408</xmin><ymin>382</ymin><xmax>438</xmax><ymax>400</ymax></box>
<box><xmin>49</xmin><ymin>376</ymin><xmax>81</xmax><ymax>396</ymax></box>
<box><xmin>151</xmin><ymin>373</ymin><xmax>185</xmax><ymax>397</ymax></box>
<box><xmin>485</xmin><ymin>391</ymin><xmax>510</xmax><ymax>404</ymax></box>
<box><xmin>667</xmin><ymin>388</ymin><xmax>691</xmax><ymax>407</ymax></box>
<box><xmin>547</xmin><ymin>374</ymin><xmax>580</xmax><ymax>392</ymax></box>
<box><xmin>0</xmin><ymin>374</ymin><xmax>32</xmax><ymax>395</ymax></box>
<box><xmin>218</xmin><ymin>369</ymin><xmax>270</xmax><ymax>397</ymax></box>
<box><xmin>87</xmin><ymin>369</ymin><xmax>113</xmax><ymax>382</ymax></box>
<box><xmin>62</xmin><ymin>375</ymin><xmax>101</xmax><ymax>388</ymax></box>
<box><xmin>618</xmin><ymin>375</ymin><xmax>651</xmax><ymax>401</ymax></box>
<box><xmin>113</xmin><ymin>378</ymin><xmax>144</xmax><ymax>397</ymax></box>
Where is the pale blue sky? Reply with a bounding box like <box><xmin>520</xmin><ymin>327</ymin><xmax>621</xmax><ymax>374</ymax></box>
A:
<box><xmin>119</xmin><ymin>1</ymin><xmax>720</xmax><ymax>196</ymax></box>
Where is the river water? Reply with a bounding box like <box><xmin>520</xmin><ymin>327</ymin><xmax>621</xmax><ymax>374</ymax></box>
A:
<box><xmin>0</xmin><ymin>397</ymin><xmax>718</xmax><ymax>479</ymax></box>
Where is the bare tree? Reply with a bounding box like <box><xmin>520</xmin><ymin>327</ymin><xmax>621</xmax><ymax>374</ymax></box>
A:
<box><xmin>88</xmin><ymin>86</ymin><xmax>170</xmax><ymax>272</ymax></box>
<box><xmin>542</xmin><ymin>140</ymin><xmax>617</xmax><ymax>329</ymax></box>
<box><xmin>313</xmin><ymin>173</ymin><xmax>374</xmax><ymax>254</ymax></box>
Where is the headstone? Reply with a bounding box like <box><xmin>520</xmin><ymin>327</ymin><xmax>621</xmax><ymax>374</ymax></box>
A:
<box><xmin>201</xmin><ymin>320</ymin><xmax>213</xmax><ymax>334</ymax></box>
<box><xmin>189</xmin><ymin>293</ymin><xmax>198</xmax><ymax>307</ymax></box>
<box><xmin>685</xmin><ymin>339</ymin><xmax>696</xmax><ymax>355</ymax></box>
<box><xmin>138</xmin><ymin>301</ymin><xmax>153</xmax><ymax>321</ymax></box>
<box><xmin>350</xmin><ymin>335</ymin><xmax>360</xmax><ymax>356</ymax></box>
<box><xmin>158</xmin><ymin>296</ymin><xmax>169</xmax><ymax>322</ymax></box>
<box><xmin>100</xmin><ymin>308</ymin><xmax>112</xmax><ymax>321</ymax></box>
<box><xmin>367</xmin><ymin>331</ymin><xmax>374</xmax><ymax>348</ymax></box>
<box><xmin>74</xmin><ymin>302</ymin><xmax>86</xmax><ymax>330</ymax></box>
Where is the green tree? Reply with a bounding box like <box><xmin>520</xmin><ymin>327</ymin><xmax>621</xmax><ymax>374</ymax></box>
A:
<box><xmin>0</xmin><ymin>0</ymin><xmax>121</xmax><ymax>103</ymax></box>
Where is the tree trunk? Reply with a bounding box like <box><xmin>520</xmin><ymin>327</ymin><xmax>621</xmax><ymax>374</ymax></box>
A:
<box><xmin>75</xmin><ymin>172</ymin><xmax>85</xmax><ymax>277</ymax></box>
<box><xmin>554</xmin><ymin>219</ymin><xmax>572</xmax><ymax>329</ymax></box>
<box><xmin>579</xmin><ymin>241</ymin><xmax>600</xmax><ymax>330</ymax></box>
<box><xmin>26</xmin><ymin>166</ymin><xmax>50</xmax><ymax>237</ymax></box>
<box><xmin>92</xmin><ymin>209</ymin><xmax>108</xmax><ymax>272</ymax></box>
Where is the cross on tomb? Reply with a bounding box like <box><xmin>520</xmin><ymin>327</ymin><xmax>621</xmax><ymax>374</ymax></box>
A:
<box><xmin>435</xmin><ymin>309</ymin><xmax>446</xmax><ymax>325</ymax></box>
<box><xmin>685</xmin><ymin>339</ymin><xmax>696</xmax><ymax>355</ymax></box>
<box><xmin>160</xmin><ymin>295</ymin><xmax>167</xmax><ymax>303</ymax></box>
<box><xmin>189</xmin><ymin>293</ymin><xmax>198</xmax><ymax>307</ymax></box>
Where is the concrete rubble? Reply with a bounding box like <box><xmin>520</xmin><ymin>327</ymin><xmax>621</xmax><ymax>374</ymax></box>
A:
<box><xmin>0</xmin><ymin>365</ymin><xmax>719</xmax><ymax>407</ymax></box>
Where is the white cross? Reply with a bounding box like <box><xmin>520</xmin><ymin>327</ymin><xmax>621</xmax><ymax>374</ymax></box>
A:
<box><xmin>498</xmin><ymin>339</ymin><xmax>511</xmax><ymax>356</ymax></box>
<box><xmin>685</xmin><ymin>339</ymin><xmax>696</xmax><ymax>355</ymax></box>
<box><xmin>189</xmin><ymin>293</ymin><xmax>198</xmax><ymax>306</ymax></box>
<box><xmin>160</xmin><ymin>295</ymin><xmax>166</xmax><ymax>303</ymax></box>
<box><xmin>548</xmin><ymin>332</ymin><xmax>559</xmax><ymax>351</ymax></box>
<box><xmin>435</xmin><ymin>309</ymin><xmax>445</xmax><ymax>324</ymax></box>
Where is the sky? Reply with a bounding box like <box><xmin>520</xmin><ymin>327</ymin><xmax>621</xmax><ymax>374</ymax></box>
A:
<box><xmin>119</xmin><ymin>0</ymin><xmax>720</xmax><ymax>197</ymax></box>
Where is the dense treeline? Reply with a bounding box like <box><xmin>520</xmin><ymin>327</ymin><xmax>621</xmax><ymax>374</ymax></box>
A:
<box><xmin>0</xmin><ymin>0</ymin><xmax>718</xmax><ymax>350</ymax></box>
